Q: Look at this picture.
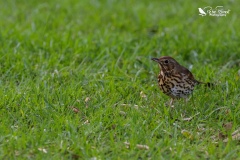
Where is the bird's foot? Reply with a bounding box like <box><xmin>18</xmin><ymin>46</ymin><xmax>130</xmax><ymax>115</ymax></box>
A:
<box><xmin>164</xmin><ymin>102</ymin><xmax>175</xmax><ymax>108</ymax></box>
<box><xmin>164</xmin><ymin>98</ymin><xmax>175</xmax><ymax>108</ymax></box>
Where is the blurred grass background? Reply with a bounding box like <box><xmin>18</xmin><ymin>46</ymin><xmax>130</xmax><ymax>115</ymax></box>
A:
<box><xmin>0</xmin><ymin>0</ymin><xmax>239</xmax><ymax>159</ymax></box>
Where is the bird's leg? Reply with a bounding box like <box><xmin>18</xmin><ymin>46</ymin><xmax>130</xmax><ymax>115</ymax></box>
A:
<box><xmin>185</xmin><ymin>97</ymin><xmax>195</xmax><ymax>107</ymax></box>
<box><xmin>169</xmin><ymin>98</ymin><xmax>174</xmax><ymax>107</ymax></box>
<box><xmin>190</xmin><ymin>94</ymin><xmax>195</xmax><ymax>107</ymax></box>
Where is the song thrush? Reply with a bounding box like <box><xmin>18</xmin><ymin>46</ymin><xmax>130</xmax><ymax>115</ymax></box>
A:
<box><xmin>152</xmin><ymin>56</ymin><xmax>208</xmax><ymax>106</ymax></box>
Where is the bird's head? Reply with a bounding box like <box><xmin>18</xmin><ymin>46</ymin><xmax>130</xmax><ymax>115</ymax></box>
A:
<box><xmin>151</xmin><ymin>56</ymin><xmax>179</xmax><ymax>73</ymax></box>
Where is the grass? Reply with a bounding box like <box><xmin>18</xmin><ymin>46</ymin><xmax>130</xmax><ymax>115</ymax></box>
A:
<box><xmin>0</xmin><ymin>0</ymin><xmax>240</xmax><ymax>159</ymax></box>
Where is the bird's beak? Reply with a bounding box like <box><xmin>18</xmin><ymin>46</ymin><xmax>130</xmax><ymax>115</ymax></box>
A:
<box><xmin>151</xmin><ymin>58</ymin><xmax>159</xmax><ymax>63</ymax></box>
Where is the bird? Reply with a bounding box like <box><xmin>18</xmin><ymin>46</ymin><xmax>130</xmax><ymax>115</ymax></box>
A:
<box><xmin>151</xmin><ymin>56</ymin><xmax>210</xmax><ymax>106</ymax></box>
<box><xmin>198</xmin><ymin>8</ymin><xmax>207</xmax><ymax>16</ymax></box>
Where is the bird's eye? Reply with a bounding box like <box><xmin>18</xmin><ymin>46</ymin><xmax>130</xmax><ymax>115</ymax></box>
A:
<box><xmin>164</xmin><ymin>60</ymin><xmax>169</xmax><ymax>64</ymax></box>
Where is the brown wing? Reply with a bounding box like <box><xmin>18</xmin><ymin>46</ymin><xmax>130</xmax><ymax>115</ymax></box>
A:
<box><xmin>175</xmin><ymin>65</ymin><xmax>200</xmax><ymax>84</ymax></box>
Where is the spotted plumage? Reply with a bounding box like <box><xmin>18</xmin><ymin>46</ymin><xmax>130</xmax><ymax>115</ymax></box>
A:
<box><xmin>152</xmin><ymin>56</ymin><xmax>203</xmax><ymax>105</ymax></box>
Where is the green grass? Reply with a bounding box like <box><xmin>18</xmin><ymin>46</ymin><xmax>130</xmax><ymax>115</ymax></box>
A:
<box><xmin>0</xmin><ymin>0</ymin><xmax>240</xmax><ymax>159</ymax></box>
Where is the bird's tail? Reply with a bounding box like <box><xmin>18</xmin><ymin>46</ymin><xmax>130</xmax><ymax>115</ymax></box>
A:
<box><xmin>197</xmin><ymin>81</ymin><xmax>214</xmax><ymax>88</ymax></box>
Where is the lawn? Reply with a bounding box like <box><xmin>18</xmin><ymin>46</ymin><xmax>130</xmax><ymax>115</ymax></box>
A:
<box><xmin>0</xmin><ymin>0</ymin><xmax>239</xmax><ymax>159</ymax></box>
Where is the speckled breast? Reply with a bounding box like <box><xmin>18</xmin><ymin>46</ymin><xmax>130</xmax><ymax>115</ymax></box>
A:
<box><xmin>158</xmin><ymin>73</ymin><xmax>196</xmax><ymax>98</ymax></box>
